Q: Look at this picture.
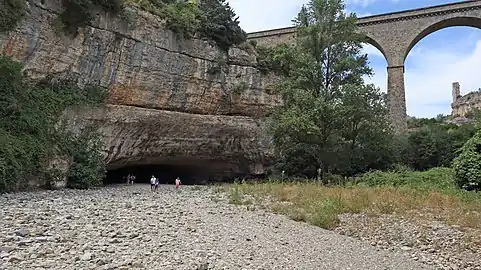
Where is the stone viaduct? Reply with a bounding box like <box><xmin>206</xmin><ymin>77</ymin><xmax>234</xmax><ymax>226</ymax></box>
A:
<box><xmin>247</xmin><ymin>0</ymin><xmax>481</xmax><ymax>132</ymax></box>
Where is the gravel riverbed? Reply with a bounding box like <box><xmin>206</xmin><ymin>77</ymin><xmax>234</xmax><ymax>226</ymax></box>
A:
<box><xmin>1</xmin><ymin>184</ymin><xmax>436</xmax><ymax>270</ymax></box>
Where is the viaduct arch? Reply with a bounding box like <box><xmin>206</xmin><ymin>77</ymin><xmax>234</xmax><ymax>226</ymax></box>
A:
<box><xmin>246</xmin><ymin>0</ymin><xmax>481</xmax><ymax>132</ymax></box>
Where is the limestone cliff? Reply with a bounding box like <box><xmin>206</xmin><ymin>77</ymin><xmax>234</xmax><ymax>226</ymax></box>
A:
<box><xmin>0</xmin><ymin>0</ymin><xmax>279</xmax><ymax>181</ymax></box>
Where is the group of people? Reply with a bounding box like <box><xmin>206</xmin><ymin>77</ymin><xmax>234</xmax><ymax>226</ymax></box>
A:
<box><xmin>149</xmin><ymin>175</ymin><xmax>182</xmax><ymax>192</ymax></box>
<box><xmin>124</xmin><ymin>173</ymin><xmax>182</xmax><ymax>191</ymax></box>
<box><xmin>126</xmin><ymin>174</ymin><xmax>136</xmax><ymax>184</ymax></box>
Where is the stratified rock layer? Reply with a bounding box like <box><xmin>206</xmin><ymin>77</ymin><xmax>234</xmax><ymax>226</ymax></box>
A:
<box><xmin>0</xmin><ymin>0</ymin><xmax>279</xmax><ymax>179</ymax></box>
<box><xmin>63</xmin><ymin>105</ymin><xmax>272</xmax><ymax>180</ymax></box>
<box><xmin>0</xmin><ymin>0</ymin><xmax>279</xmax><ymax>117</ymax></box>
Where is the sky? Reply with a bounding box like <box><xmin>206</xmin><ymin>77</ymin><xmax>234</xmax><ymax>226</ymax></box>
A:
<box><xmin>227</xmin><ymin>0</ymin><xmax>481</xmax><ymax>118</ymax></box>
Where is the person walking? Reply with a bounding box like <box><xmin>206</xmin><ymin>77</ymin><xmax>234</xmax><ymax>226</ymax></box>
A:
<box><xmin>150</xmin><ymin>175</ymin><xmax>156</xmax><ymax>192</ymax></box>
<box><xmin>175</xmin><ymin>177</ymin><xmax>181</xmax><ymax>190</ymax></box>
<box><xmin>130</xmin><ymin>174</ymin><xmax>136</xmax><ymax>185</ymax></box>
<box><xmin>154</xmin><ymin>176</ymin><xmax>159</xmax><ymax>192</ymax></box>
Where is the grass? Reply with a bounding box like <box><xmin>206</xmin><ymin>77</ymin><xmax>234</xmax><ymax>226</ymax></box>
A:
<box><xmin>224</xmin><ymin>168</ymin><xmax>481</xmax><ymax>231</ymax></box>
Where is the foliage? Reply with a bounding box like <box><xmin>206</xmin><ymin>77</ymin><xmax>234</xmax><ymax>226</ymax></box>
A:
<box><xmin>227</xmin><ymin>173</ymin><xmax>481</xmax><ymax>230</ymax></box>
<box><xmin>157</xmin><ymin>0</ymin><xmax>202</xmax><ymax>38</ymax></box>
<box><xmin>0</xmin><ymin>56</ymin><xmax>107</xmax><ymax>192</ymax></box>
<box><xmin>198</xmin><ymin>0</ymin><xmax>246</xmax><ymax>50</ymax></box>
<box><xmin>402</xmin><ymin>121</ymin><xmax>475</xmax><ymax>170</ymax></box>
<box><xmin>268</xmin><ymin>0</ymin><xmax>396</xmax><ymax>180</ymax></box>
<box><xmin>452</xmin><ymin>130</ymin><xmax>481</xmax><ymax>191</ymax></box>
<box><xmin>127</xmin><ymin>0</ymin><xmax>246</xmax><ymax>50</ymax></box>
<box><xmin>59</xmin><ymin>0</ymin><xmax>124</xmax><ymax>35</ymax></box>
<box><xmin>357</xmin><ymin>167</ymin><xmax>457</xmax><ymax>191</ymax></box>
<box><xmin>0</xmin><ymin>0</ymin><xmax>27</xmax><ymax>32</ymax></box>
<box><xmin>232</xmin><ymin>81</ymin><xmax>248</xmax><ymax>94</ymax></box>
<box><xmin>63</xmin><ymin>128</ymin><xmax>106</xmax><ymax>189</ymax></box>
<box><xmin>255</xmin><ymin>44</ymin><xmax>295</xmax><ymax>76</ymax></box>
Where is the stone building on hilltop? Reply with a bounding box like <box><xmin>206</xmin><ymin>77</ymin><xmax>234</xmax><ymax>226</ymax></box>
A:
<box><xmin>451</xmin><ymin>82</ymin><xmax>481</xmax><ymax>118</ymax></box>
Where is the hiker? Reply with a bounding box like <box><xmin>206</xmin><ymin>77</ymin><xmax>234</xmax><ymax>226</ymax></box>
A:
<box><xmin>154</xmin><ymin>176</ymin><xmax>159</xmax><ymax>191</ymax></box>
<box><xmin>175</xmin><ymin>177</ymin><xmax>181</xmax><ymax>190</ymax></box>
<box><xmin>130</xmin><ymin>174</ymin><xmax>136</xmax><ymax>185</ymax></box>
<box><xmin>150</xmin><ymin>175</ymin><xmax>156</xmax><ymax>192</ymax></box>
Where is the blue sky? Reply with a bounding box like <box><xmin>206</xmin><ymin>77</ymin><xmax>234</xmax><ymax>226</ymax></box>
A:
<box><xmin>228</xmin><ymin>0</ymin><xmax>481</xmax><ymax>118</ymax></box>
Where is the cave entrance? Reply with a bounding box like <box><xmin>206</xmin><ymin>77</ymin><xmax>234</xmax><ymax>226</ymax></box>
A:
<box><xmin>104</xmin><ymin>163</ymin><xmax>216</xmax><ymax>185</ymax></box>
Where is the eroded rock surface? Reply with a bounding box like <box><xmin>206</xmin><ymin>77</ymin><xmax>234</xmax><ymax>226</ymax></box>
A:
<box><xmin>63</xmin><ymin>105</ymin><xmax>273</xmax><ymax>179</ymax></box>
<box><xmin>0</xmin><ymin>0</ymin><xmax>279</xmax><ymax>179</ymax></box>
<box><xmin>0</xmin><ymin>185</ymin><xmax>434</xmax><ymax>270</ymax></box>
<box><xmin>0</xmin><ymin>0</ymin><xmax>280</xmax><ymax>117</ymax></box>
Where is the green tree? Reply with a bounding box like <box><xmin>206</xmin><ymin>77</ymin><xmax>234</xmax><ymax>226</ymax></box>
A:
<box><xmin>0</xmin><ymin>56</ymin><xmax>107</xmax><ymax>192</ymax></box>
<box><xmin>452</xmin><ymin>130</ymin><xmax>481</xmax><ymax>190</ymax></box>
<box><xmin>269</xmin><ymin>0</ymin><xmax>395</xmax><ymax>181</ymax></box>
<box><xmin>403</xmin><ymin>123</ymin><xmax>475</xmax><ymax>170</ymax></box>
<box><xmin>198</xmin><ymin>0</ymin><xmax>246</xmax><ymax>50</ymax></box>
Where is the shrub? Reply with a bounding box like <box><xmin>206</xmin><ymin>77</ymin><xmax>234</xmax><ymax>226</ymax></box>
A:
<box><xmin>198</xmin><ymin>0</ymin><xmax>246</xmax><ymax>50</ymax></box>
<box><xmin>64</xmin><ymin>128</ymin><xmax>106</xmax><ymax>189</ymax></box>
<box><xmin>59</xmin><ymin>0</ymin><xmax>123</xmax><ymax>35</ymax></box>
<box><xmin>452</xmin><ymin>130</ymin><xmax>481</xmax><ymax>191</ymax></box>
<box><xmin>255</xmin><ymin>44</ymin><xmax>295</xmax><ymax>76</ymax></box>
<box><xmin>0</xmin><ymin>56</ymin><xmax>107</xmax><ymax>192</ymax></box>
<box><xmin>357</xmin><ymin>167</ymin><xmax>457</xmax><ymax>191</ymax></box>
<box><xmin>160</xmin><ymin>0</ymin><xmax>202</xmax><ymax>38</ymax></box>
<box><xmin>0</xmin><ymin>0</ymin><xmax>27</xmax><ymax>32</ymax></box>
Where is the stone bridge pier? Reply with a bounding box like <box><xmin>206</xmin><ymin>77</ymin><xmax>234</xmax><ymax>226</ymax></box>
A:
<box><xmin>247</xmin><ymin>0</ymin><xmax>481</xmax><ymax>133</ymax></box>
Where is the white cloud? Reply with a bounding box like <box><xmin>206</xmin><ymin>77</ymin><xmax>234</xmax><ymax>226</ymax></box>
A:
<box><xmin>346</xmin><ymin>0</ymin><xmax>376</xmax><ymax>7</ymax></box>
<box><xmin>363</xmin><ymin>40</ymin><xmax>481</xmax><ymax>117</ymax></box>
<box><xmin>229</xmin><ymin>0</ymin><xmax>307</xmax><ymax>32</ymax></box>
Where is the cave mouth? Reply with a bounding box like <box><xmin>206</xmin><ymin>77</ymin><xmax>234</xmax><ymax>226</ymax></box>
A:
<box><xmin>104</xmin><ymin>163</ymin><xmax>214</xmax><ymax>185</ymax></box>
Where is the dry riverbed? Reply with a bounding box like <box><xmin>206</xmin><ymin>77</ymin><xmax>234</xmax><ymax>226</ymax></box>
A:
<box><xmin>0</xmin><ymin>184</ymin><xmax>439</xmax><ymax>270</ymax></box>
<box><xmin>225</xmin><ymin>182</ymin><xmax>481</xmax><ymax>270</ymax></box>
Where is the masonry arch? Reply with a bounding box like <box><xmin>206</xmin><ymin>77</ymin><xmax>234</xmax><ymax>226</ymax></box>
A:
<box><xmin>403</xmin><ymin>24</ymin><xmax>481</xmax><ymax>118</ymax></box>
<box><xmin>404</xmin><ymin>16</ymin><xmax>481</xmax><ymax>62</ymax></box>
<box><xmin>364</xmin><ymin>35</ymin><xmax>388</xmax><ymax>63</ymax></box>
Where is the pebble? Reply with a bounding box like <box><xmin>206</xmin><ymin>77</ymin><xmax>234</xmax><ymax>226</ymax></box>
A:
<box><xmin>0</xmin><ymin>184</ymin><xmax>434</xmax><ymax>269</ymax></box>
<box><xmin>334</xmin><ymin>213</ymin><xmax>481</xmax><ymax>270</ymax></box>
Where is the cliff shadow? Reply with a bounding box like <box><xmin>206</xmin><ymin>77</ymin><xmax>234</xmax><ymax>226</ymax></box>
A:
<box><xmin>104</xmin><ymin>163</ymin><xmax>213</xmax><ymax>185</ymax></box>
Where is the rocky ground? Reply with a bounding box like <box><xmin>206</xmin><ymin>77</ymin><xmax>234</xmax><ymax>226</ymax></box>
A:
<box><xmin>334</xmin><ymin>214</ymin><xmax>481</xmax><ymax>270</ymax></box>
<box><xmin>0</xmin><ymin>184</ymin><xmax>443</xmax><ymax>270</ymax></box>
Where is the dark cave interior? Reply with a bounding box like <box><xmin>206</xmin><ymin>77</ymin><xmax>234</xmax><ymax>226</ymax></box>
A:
<box><xmin>104</xmin><ymin>164</ymin><xmax>210</xmax><ymax>185</ymax></box>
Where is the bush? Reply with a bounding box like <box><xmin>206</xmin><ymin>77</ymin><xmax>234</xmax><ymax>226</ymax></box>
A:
<box><xmin>65</xmin><ymin>131</ymin><xmax>106</xmax><ymax>189</ymax></box>
<box><xmin>0</xmin><ymin>0</ymin><xmax>27</xmax><ymax>32</ymax></box>
<box><xmin>0</xmin><ymin>56</ymin><xmax>107</xmax><ymax>192</ymax></box>
<box><xmin>452</xmin><ymin>130</ymin><xmax>481</xmax><ymax>191</ymax></box>
<box><xmin>255</xmin><ymin>44</ymin><xmax>294</xmax><ymax>76</ymax></box>
<box><xmin>160</xmin><ymin>0</ymin><xmax>202</xmax><ymax>38</ymax></box>
<box><xmin>403</xmin><ymin>123</ymin><xmax>475</xmax><ymax>170</ymax></box>
<box><xmin>198</xmin><ymin>0</ymin><xmax>246</xmax><ymax>50</ymax></box>
<box><xmin>357</xmin><ymin>167</ymin><xmax>457</xmax><ymax>191</ymax></box>
<box><xmin>128</xmin><ymin>0</ymin><xmax>246</xmax><ymax>50</ymax></box>
<box><xmin>59</xmin><ymin>0</ymin><xmax>123</xmax><ymax>35</ymax></box>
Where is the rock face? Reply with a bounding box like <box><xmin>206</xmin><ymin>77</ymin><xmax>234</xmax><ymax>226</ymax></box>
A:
<box><xmin>451</xmin><ymin>82</ymin><xmax>481</xmax><ymax>118</ymax></box>
<box><xmin>63</xmin><ymin>105</ymin><xmax>273</xmax><ymax>181</ymax></box>
<box><xmin>0</xmin><ymin>0</ymin><xmax>279</xmax><ymax>181</ymax></box>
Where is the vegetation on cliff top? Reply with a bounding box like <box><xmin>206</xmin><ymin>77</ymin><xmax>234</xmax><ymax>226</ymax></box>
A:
<box><xmin>0</xmin><ymin>56</ymin><xmax>107</xmax><ymax>192</ymax></box>
<box><xmin>0</xmin><ymin>0</ymin><xmax>27</xmax><ymax>32</ymax></box>
<box><xmin>0</xmin><ymin>0</ymin><xmax>246</xmax><ymax>51</ymax></box>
